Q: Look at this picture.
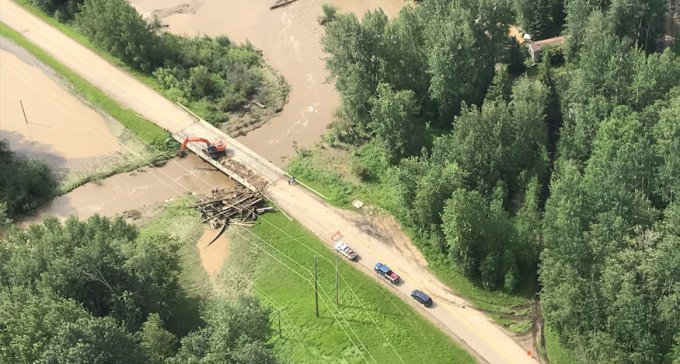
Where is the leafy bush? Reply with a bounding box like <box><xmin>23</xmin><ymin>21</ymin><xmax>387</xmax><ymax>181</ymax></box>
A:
<box><xmin>0</xmin><ymin>140</ymin><xmax>56</xmax><ymax>218</ymax></box>
<box><xmin>70</xmin><ymin>0</ymin><xmax>276</xmax><ymax>126</ymax></box>
<box><xmin>319</xmin><ymin>4</ymin><xmax>338</xmax><ymax>25</ymax></box>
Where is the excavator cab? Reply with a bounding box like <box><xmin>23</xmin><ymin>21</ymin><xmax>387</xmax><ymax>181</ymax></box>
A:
<box><xmin>179</xmin><ymin>137</ymin><xmax>227</xmax><ymax>159</ymax></box>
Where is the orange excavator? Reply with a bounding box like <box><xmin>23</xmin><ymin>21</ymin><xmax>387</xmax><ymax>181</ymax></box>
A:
<box><xmin>178</xmin><ymin>137</ymin><xmax>227</xmax><ymax>159</ymax></box>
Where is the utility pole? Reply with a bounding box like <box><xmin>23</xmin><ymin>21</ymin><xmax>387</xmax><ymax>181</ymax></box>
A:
<box><xmin>314</xmin><ymin>256</ymin><xmax>319</xmax><ymax>318</ymax></box>
<box><xmin>19</xmin><ymin>100</ymin><xmax>32</xmax><ymax>140</ymax></box>
<box><xmin>335</xmin><ymin>253</ymin><xmax>339</xmax><ymax>306</ymax></box>
<box><xmin>272</xmin><ymin>307</ymin><xmax>283</xmax><ymax>337</ymax></box>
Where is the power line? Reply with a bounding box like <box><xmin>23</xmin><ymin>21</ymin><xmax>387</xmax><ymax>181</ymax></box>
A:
<box><xmin>256</xmin><ymin>216</ymin><xmax>406</xmax><ymax>364</ymax></box>
<box><xmin>12</xmin><ymin>53</ymin><xmax>385</xmax><ymax>363</ymax></box>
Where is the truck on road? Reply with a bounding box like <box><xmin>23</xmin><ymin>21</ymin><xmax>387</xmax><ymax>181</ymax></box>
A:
<box><xmin>374</xmin><ymin>262</ymin><xmax>400</xmax><ymax>284</ymax></box>
<box><xmin>335</xmin><ymin>241</ymin><xmax>357</xmax><ymax>260</ymax></box>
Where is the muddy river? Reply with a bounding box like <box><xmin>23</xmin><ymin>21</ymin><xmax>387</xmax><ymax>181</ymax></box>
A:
<box><xmin>24</xmin><ymin>154</ymin><xmax>235</xmax><ymax>224</ymax></box>
<box><xmin>8</xmin><ymin>0</ymin><xmax>404</xmax><ymax>225</ymax></box>
<box><xmin>130</xmin><ymin>0</ymin><xmax>405</xmax><ymax>166</ymax></box>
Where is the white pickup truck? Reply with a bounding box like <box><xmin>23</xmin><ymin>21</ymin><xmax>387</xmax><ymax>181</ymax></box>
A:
<box><xmin>334</xmin><ymin>241</ymin><xmax>357</xmax><ymax>261</ymax></box>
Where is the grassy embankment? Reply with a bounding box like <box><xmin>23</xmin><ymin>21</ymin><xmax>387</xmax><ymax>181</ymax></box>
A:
<box><xmin>0</xmin><ymin>22</ymin><xmax>173</xmax><ymax>194</ymax></box>
<box><xmin>139</xmin><ymin>195</ymin><xmax>473</xmax><ymax>362</ymax></box>
<box><xmin>136</xmin><ymin>196</ymin><xmax>210</xmax><ymax>336</ymax></box>
<box><xmin>541</xmin><ymin>325</ymin><xmax>581</xmax><ymax>364</ymax></box>
<box><xmin>288</xmin><ymin>142</ymin><xmax>533</xmax><ymax>333</ymax></box>
<box><xmin>11</xmin><ymin>0</ymin><xmax>288</xmax><ymax>135</ymax></box>
<box><xmin>223</xmin><ymin>211</ymin><xmax>475</xmax><ymax>363</ymax></box>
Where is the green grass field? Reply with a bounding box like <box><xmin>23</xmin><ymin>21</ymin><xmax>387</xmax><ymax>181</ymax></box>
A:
<box><xmin>223</xmin><ymin>211</ymin><xmax>474</xmax><ymax>363</ymax></box>
<box><xmin>137</xmin><ymin>198</ymin><xmax>472</xmax><ymax>363</ymax></box>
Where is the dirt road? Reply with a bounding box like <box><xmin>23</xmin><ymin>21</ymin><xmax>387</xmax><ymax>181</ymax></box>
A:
<box><xmin>0</xmin><ymin>1</ymin><xmax>537</xmax><ymax>362</ymax></box>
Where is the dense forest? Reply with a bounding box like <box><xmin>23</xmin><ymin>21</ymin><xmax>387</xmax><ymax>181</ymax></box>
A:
<box><xmin>27</xmin><ymin>0</ymin><xmax>285</xmax><ymax>127</ymax></box>
<box><xmin>0</xmin><ymin>214</ymin><xmax>279</xmax><ymax>363</ymax></box>
<box><xmin>321</xmin><ymin>0</ymin><xmax>680</xmax><ymax>361</ymax></box>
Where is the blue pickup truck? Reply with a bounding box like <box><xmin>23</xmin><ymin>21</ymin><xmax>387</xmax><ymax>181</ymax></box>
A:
<box><xmin>374</xmin><ymin>262</ymin><xmax>400</xmax><ymax>284</ymax></box>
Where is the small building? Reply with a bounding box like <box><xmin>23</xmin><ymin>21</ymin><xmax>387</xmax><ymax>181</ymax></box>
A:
<box><xmin>527</xmin><ymin>36</ymin><xmax>565</xmax><ymax>62</ymax></box>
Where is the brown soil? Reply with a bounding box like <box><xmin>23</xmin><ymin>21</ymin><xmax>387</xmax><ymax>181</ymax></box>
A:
<box><xmin>197</xmin><ymin>227</ymin><xmax>231</xmax><ymax>276</ymax></box>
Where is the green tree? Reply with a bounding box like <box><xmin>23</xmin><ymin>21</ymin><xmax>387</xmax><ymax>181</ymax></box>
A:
<box><xmin>76</xmin><ymin>0</ymin><xmax>160</xmax><ymax>71</ymax></box>
<box><xmin>514</xmin><ymin>0</ymin><xmax>553</xmax><ymax>39</ymax></box>
<box><xmin>564</xmin><ymin>0</ymin><xmax>605</xmax><ymax>59</ymax></box>
<box><xmin>424</xmin><ymin>5</ymin><xmax>493</xmax><ymax>122</ymax></box>
<box><xmin>442</xmin><ymin>189</ymin><xmax>491</xmax><ymax>278</ymax></box>
<box><xmin>442</xmin><ymin>187</ymin><xmax>517</xmax><ymax>289</ymax></box>
<box><xmin>0</xmin><ymin>290</ymin><xmax>89</xmax><ymax>363</ymax></box>
<box><xmin>486</xmin><ymin>64</ymin><xmax>513</xmax><ymax>103</ymax></box>
<box><xmin>442</xmin><ymin>78</ymin><xmax>549</xmax><ymax>201</ymax></box>
<box><xmin>0</xmin><ymin>202</ymin><xmax>10</xmax><ymax>234</ymax></box>
<box><xmin>39</xmin><ymin>316</ymin><xmax>143</xmax><ymax>363</ymax></box>
<box><xmin>322</xmin><ymin>10</ymin><xmax>388</xmax><ymax>131</ymax></box>
<box><xmin>0</xmin><ymin>215</ymin><xmax>182</xmax><ymax>332</ymax></box>
<box><xmin>607</xmin><ymin>0</ymin><xmax>667</xmax><ymax>52</ymax></box>
<box><xmin>381</xmin><ymin>7</ymin><xmax>431</xmax><ymax>114</ymax></box>
<box><xmin>30</xmin><ymin>0</ymin><xmax>81</xmax><ymax>21</ymax></box>
<box><xmin>171</xmin><ymin>296</ymin><xmax>278</xmax><ymax>363</ymax></box>
<box><xmin>370</xmin><ymin>83</ymin><xmax>422</xmax><ymax>162</ymax></box>
<box><xmin>653</xmin><ymin>91</ymin><xmax>680</xmax><ymax>203</ymax></box>
<box><xmin>140</xmin><ymin>313</ymin><xmax>177</xmax><ymax>364</ymax></box>
<box><xmin>0</xmin><ymin>141</ymin><xmax>57</xmax><ymax>218</ymax></box>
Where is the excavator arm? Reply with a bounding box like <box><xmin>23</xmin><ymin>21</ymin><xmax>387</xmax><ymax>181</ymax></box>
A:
<box><xmin>179</xmin><ymin>137</ymin><xmax>227</xmax><ymax>159</ymax></box>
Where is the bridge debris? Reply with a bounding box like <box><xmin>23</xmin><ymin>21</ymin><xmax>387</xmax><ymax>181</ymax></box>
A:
<box><xmin>195</xmin><ymin>186</ymin><xmax>264</xmax><ymax>230</ymax></box>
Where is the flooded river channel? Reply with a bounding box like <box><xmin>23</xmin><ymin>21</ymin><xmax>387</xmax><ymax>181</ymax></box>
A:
<box><xmin>130</xmin><ymin>0</ymin><xmax>404</xmax><ymax>165</ymax></box>
<box><xmin>24</xmin><ymin>154</ymin><xmax>235</xmax><ymax>224</ymax></box>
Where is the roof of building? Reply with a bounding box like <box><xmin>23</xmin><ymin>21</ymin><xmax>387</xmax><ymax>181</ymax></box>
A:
<box><xmin>528</xmin><ymin>36</ymin><xmax>565</xmax><ymax>52</ymax></box>
<box><xmin>509</xmin><ymin>25</ymin><xmax>525</xmax><ymax>44</ymax></box>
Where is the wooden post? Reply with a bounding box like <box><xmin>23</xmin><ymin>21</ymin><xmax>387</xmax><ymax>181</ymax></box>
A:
<box><xmin>272</xmin><ymin>307</ymin><xmax>283</xmax><ymax>337</ymax></box>
<box><xmin>335</xmin><ymin>254</ymin><xmax>339</xmax><ymax>306</ymax></box>
<box><xmin>19</xmin><ymin>100</ymin><xmax>32</xmax><ymax>140</ymax></box>
<box><xmin>314</xmin><ymin>256</ymin><xmax>319</xmax><ymax>318</ymax></box>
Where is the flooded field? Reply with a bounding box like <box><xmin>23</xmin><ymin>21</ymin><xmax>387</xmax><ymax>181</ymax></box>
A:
<box><xmin>130</xmin><ymin>0</ymin><xmax>405</xmax><ymax>166</ymax></box>
<box><xmin>0</xmin><ymin>37</ymin><xmax>146</xmax><ymax>178</ymax></box>
<box><xmin>24</xmin><ymin>154</ymin><xmax>235</xmax><ymax>224</ymax></box>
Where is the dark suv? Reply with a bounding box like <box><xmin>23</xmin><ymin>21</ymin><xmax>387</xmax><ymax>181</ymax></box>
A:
<box><xmin>411</xmin><ymin>290</ymin><xmax>433</xmax><ymax>307</ymax></box>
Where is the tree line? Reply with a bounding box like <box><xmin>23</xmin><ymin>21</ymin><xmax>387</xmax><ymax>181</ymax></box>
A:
<box><xmin>322</xmin><ymin>0</ymin><xmax>680</xmax><ymax>361</ymax></box>
<box><xmin>29</xmin><ymin>0</ymin><xmax>277</xmax><ymax>126</ymax></box>
<box><xmin>0</xmin><ymin>215</ymin><xmax>279</xmax><ymax>363</ymax></box>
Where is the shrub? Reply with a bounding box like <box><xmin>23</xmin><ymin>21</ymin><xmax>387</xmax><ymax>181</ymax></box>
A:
<box><xmin>0</xmin><ymin>140</ymin><xmax>57</xmax><ymax>217</ymax></box>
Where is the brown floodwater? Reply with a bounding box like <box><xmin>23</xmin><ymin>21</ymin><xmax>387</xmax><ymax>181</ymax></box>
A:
<box><xmin>24</xmin><ymin>154</ymin><xmax>235</xmax><ymax>224</ymax></box>
<box><xmin>197</xmin><ymin>227</ymin><xmax>231</xmax><ymax>276</ymax></box>
<box><xmin>0</xmin><ymin>37</ymin><xmax>122</xmax><ymax>174</ymax></box>
<box><xmin>130</xmin><ymin>0</ymin><xmax>405</xmax><ymax>166</ymax></box>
